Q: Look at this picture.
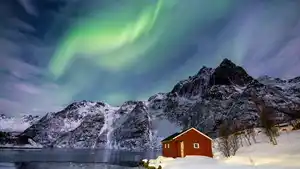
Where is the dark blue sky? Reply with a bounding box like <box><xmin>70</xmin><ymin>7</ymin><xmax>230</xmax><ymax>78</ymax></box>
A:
<box><xmin>1</xmin><ymin>0</ymin><xmax>300</xmax><ymax>116</ymax></box>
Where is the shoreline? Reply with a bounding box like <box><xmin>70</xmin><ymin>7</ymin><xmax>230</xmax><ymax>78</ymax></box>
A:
<box><xmin>0</xmin><ymin>146</ymin><xmax>43</xmax><ymax>150</ymax></box>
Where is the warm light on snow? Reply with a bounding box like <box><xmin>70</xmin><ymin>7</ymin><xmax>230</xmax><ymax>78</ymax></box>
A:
<box><xmin>145</xmin><ymin>130</ymin><xmax>300</xmax><ymax>169</ymax></box>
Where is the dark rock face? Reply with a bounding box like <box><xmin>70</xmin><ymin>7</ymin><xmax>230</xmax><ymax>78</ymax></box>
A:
<box><xmin>171</xmin><ymin>66</ymin><xmax>213</xmax><ymax>97</ymax></box>
<box><xmin>0</xmin><ymin>131</ymin><xmax>11</xmax><ymax>144</ymax></box>
<box><xmin>19</xmin><ymin>59</ymin><xmax>300</xmax><ymax>150</ymax></box>
<box><xmin>209</xmin><ymin>58</ymin><xmax>253</xmax><ymax>86</ymax></box>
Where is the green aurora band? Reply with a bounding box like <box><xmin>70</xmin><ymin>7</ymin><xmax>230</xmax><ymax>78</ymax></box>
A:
<box><xmin>49</xmin><ymin>0</ymin><xmax>164</xmax><ymax>78</ymax></box>
<box><xmin>49</xmin><ymin>0</ymin><xmax>234</xmax><ymax>82</ymax></box>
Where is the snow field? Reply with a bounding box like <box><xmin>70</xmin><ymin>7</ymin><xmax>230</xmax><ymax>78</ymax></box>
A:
<box><xmin>143</xmin><ymin>129</ymin><xmax>300</xmax><ymax>169</ymax></box>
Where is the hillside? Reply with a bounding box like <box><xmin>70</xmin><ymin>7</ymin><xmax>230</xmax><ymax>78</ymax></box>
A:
<box><xmin>145</xmin><ymin>130</ymin><xmax>300</xmax><ymax>169</ymax></box>
<box><xmin>222</xmin><ymin>130</ymin><xmax>300</xmax><ymax>168</ymax></box>
<box><xmin>20</xmin><ymin>58</ymin><xmax>300</xmax><ymax>150</ymax></box>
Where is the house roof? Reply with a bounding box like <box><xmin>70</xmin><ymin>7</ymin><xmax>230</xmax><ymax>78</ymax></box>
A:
<box><xmin>161</xmin><ymin>127</ymin><xmax>212</xmax><ymax>143</ymax></box>
<box><xmin>161</xmin><ymin>132</ymin><xmax>183</xmax><ymax>142</ymax></box>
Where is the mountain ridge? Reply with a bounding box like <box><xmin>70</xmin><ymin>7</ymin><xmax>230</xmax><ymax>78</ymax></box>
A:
<box><xmin>18</xmin><ymin>58</ymin><xmax>300</xmax><ymax>150</ymax></box>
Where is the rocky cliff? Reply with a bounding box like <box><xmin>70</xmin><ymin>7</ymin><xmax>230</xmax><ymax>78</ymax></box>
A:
<box><xmin>21</xmin><ymin>59</ymin><xmax>300</xmax><ymax>150</ymax></box>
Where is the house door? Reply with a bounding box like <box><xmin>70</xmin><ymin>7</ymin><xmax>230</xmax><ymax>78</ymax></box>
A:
<box><xmin>180</xmin><ymin>141</ymin><xmax>184</xmax><ymax>157</ymax></box>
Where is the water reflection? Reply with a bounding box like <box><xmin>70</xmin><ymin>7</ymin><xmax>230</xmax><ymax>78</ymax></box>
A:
<box><xmin>0</xmin><ymin>149</ymin><xmax>159</xmax><ymax>169</ymax></box>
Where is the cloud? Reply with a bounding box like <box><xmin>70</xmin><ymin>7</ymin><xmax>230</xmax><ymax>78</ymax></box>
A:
<box><xmin>0</xmin><ymin>34</ymin><xmax>71</xmax><ymax>116</ymax></box>
<box><xmin>206</xmin><ymin>0</ymin><xmax>300</xmax><ymax>79</ymax></box>
<box><xmin>0</xmin><ymin>56</ymin><xmax>70</xmax><ymax>115</ymax></box>
<box><xmin>0</xmin><ymin>54</ymin><xmax>42</xmax><ymax>79</ymax></box>
<box><xmin>18</xmin><ymin>0</ymin><xmax>38</xmax><ymax>16</ymax></box>
<box><xmin>14</xmin><ymin>83</ymin><xmax>41</xmax><ymax>95</ymax></box>
<box><xmin>0</xmin><ymin>99</ymin><xmax>22</xmax><ymax>115</ymax></box>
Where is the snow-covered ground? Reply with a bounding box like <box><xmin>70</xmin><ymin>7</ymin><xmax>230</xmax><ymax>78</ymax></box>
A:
<box><xmin>223</xmin><ymin>130</ymin><xmax>300</xmax><ymax>168</ymax></box>
<box><xmin>145</xmin><ymin>129</ymin><xmax>300</xmax><ymax>169</ymax></box>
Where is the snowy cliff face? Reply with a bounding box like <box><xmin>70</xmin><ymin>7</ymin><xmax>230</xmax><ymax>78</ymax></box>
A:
<box><xmin>52</xmin><ymin>101</ymin><xmax>161</xmax><ymax>150</ymax></box>
<box><xmin>110</xmin><ymin>101</ymin><xmax>159</xmax><ymax>150</ymax></box>
<box><xmin>20</xmin><ymin>59</ymin><xmax>300</xmax><ymax>150</ymax></box>
<box><xmin>21</xmin><ymin>101</ymin><xmax>109</xmax><ymax>146</ymax></box>
<box><xmin>0</xmin><ymin>114</ymin><xmax>40</xmax><ymax>132</ymax></box>
<box><xmin>52</xmin><ymin>103</ymin><xmax>119</xmax><ymax>149</ymax></box>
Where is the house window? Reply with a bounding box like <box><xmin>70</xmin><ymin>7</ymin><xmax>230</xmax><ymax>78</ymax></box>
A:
<box><xmin>193</xmin><ymin>143</ymin><xmax>200</xmax><ymax>149</ymax></box>
<box><xmin>164</xmin><ymin>144</ymin><xmax>170</xmax><ymax>148</ymax></box>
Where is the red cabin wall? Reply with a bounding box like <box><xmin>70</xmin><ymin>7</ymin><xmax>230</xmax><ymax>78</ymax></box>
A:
<box><xmin>162</xmin><ymin>141</ymin><xmax>178</xmax><ymax>158</ymax></box>
<box><xmin>162</xmin><ymin>129</ymin><xmax>213</xmax><ymax>158</ymax></box>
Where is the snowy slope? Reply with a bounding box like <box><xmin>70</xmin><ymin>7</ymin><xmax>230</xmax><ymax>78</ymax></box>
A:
<box><xmin>21</xmin><ymin>101</ymin><xmax>109</xmax><ymax>146</ymax></box>
<box><xmin>148</xmin><ymin>156</ymin><xmax>298</xmax><ymax>169</ymax></box>
<box><xmin>222</xmin><ymin>130</ymin><xmax>300</xmax><ymax>168</ymax></box>
<box><xmin>0</xmin><ymin>114</ymin><xmax>40</xmax><ymax>132</ymax></box>
<box><xmin>53</xmin><ymin>104</ymin><xmax>119</xmax><ymax>149</ymax></box>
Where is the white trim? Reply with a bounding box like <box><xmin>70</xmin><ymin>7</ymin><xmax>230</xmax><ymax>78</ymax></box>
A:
<box><xmin>193</xmin><ymin>143</ymin><xmax>200</xmax><ymax>149</ymax></box>
<box><xmin>172</xmin><ymin>127</ymin><xmax>212</xmax><ymax>141</ymax></box>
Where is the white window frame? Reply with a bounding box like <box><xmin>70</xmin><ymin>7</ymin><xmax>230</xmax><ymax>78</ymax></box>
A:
<box><xmin>193</xmin><ymin>143</ymin><xmax>200</xmax><ymax>149</ymax></box>
<box><xmin>164</xmin><ymin>144</ymin><xmax>170</xmax><ymax>149</ymax></box>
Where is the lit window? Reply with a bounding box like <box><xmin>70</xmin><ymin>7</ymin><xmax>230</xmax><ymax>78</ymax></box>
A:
<box><xmin>164</xmin><ymin>144</ymin><xmax>167</xmax><ymax>148</ymax></box>
<box><xmin>193</xmin><ymin>143</ymin><xmax>200</xmax><ymax>149</ymax></box>
<box><xmin>167</xmin><ymin>144</ymin><xmax>170</xmax><ymax>148</ymax></box>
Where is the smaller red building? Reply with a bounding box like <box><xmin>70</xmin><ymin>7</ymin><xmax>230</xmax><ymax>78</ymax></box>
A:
<box><xmin>161</xmin><ymin>127</ymin><xmax>213</xmax><ymax>158</ymax></box>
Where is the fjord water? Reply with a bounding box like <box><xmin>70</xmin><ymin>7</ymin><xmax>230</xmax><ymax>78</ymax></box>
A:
<box><xmin>0</xmin><ymin>149</ymin><xmax>160</xmax><ymax>169</ymax></box>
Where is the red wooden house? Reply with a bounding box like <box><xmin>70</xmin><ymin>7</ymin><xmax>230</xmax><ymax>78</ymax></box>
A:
<box><xmin>161</xmin><ymin>127</ymin><xmax>213</xmax><ymax>158</ymax></box>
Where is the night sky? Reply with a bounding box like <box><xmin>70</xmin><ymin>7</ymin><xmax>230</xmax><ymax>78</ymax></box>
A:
<box><xmin>1</xmin><ymin>0</ymin><xmax>300</xmax><ymax>116</ymax></box>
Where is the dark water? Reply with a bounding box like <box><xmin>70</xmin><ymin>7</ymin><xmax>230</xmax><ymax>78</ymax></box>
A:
<box><xmin>0</xmin><ymin>149</ymin><xmax>160</xmax><ymax>169</ymax></box>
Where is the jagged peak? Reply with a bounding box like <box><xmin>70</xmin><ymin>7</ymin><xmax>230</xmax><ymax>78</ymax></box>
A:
<box><xmin>257</xmin><ymin>75</ymin><xmax>287</xmax><ymax>85</ymax></box>
<box><xmin>132</xmin><ymin>101</ymin><xmax>148</xmax><ymax>112</ymax></box>
<box><xmin>122</xmin><ymin>100</ymin><xmax>139</xmax><ymax>106</ymax></box>
<box><xmin>219</xmin><ymin>58</ymin><xmax>237</xmax><ymax>68</ymax></box>
<box><xmin>148</xmin><ymin>93</ymin><xmax>167</xmax><ymax>101</ymax></box>
<box><xmin>288</xmin><ymin>76</ymin><xmax>300</xmax><ymax>83</ymax></box>
<box><xmin>209</xmin><ymin>58</ymin><xmax>253</xmax><ymax>86</ymax></box>
<box><xmin>62</xmin><ymin>100</ymin><xmax>107</xmax><ymax>112</ymax></box>
<box><xmin>197</xmin><ymin>66</ymin><xmax>214</xmax><ymax>76</ymax></box>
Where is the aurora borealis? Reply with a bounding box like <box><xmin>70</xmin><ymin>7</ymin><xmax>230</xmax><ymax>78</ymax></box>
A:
<box><xmin>1</xmin><ymin>0</ymin><xmax>300</xmax><ymax>115</ymax></box>
<box><xmin>49</xmin><ymin>0</ymin><xmax>234</xmax><ymax>78</ymax></box>
<box><xmin>49</xmin><ymin>0</ymin><xmax>164</xmax><ymax>78</ymax></box>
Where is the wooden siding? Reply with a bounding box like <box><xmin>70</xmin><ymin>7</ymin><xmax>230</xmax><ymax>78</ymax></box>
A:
<box><xmin>162</xmin><ymin>128</ymin><xmax>213</xmax><ymax>158</ymax></box>
<box><xmin>162</xmin><ymin>141</ymin><xmax>179</xmax><ymax>158</ymax></box>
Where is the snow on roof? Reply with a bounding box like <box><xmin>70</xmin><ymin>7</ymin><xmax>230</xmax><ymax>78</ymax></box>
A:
<box><xmin>161</xmin><ymin>127</ymin><xmax>212</xmax><ymax>142</ymax></box>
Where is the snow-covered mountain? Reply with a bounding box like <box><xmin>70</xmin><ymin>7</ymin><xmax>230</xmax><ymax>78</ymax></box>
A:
<box><xmin>20</xmin><ymin>59</ymin><xmax>300</xmax><ymax>150</ymax></box>
<box><xmin>0</xmin><ymin>114</ymin><xmax>40</xmax><ymax>132</ymax></box>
